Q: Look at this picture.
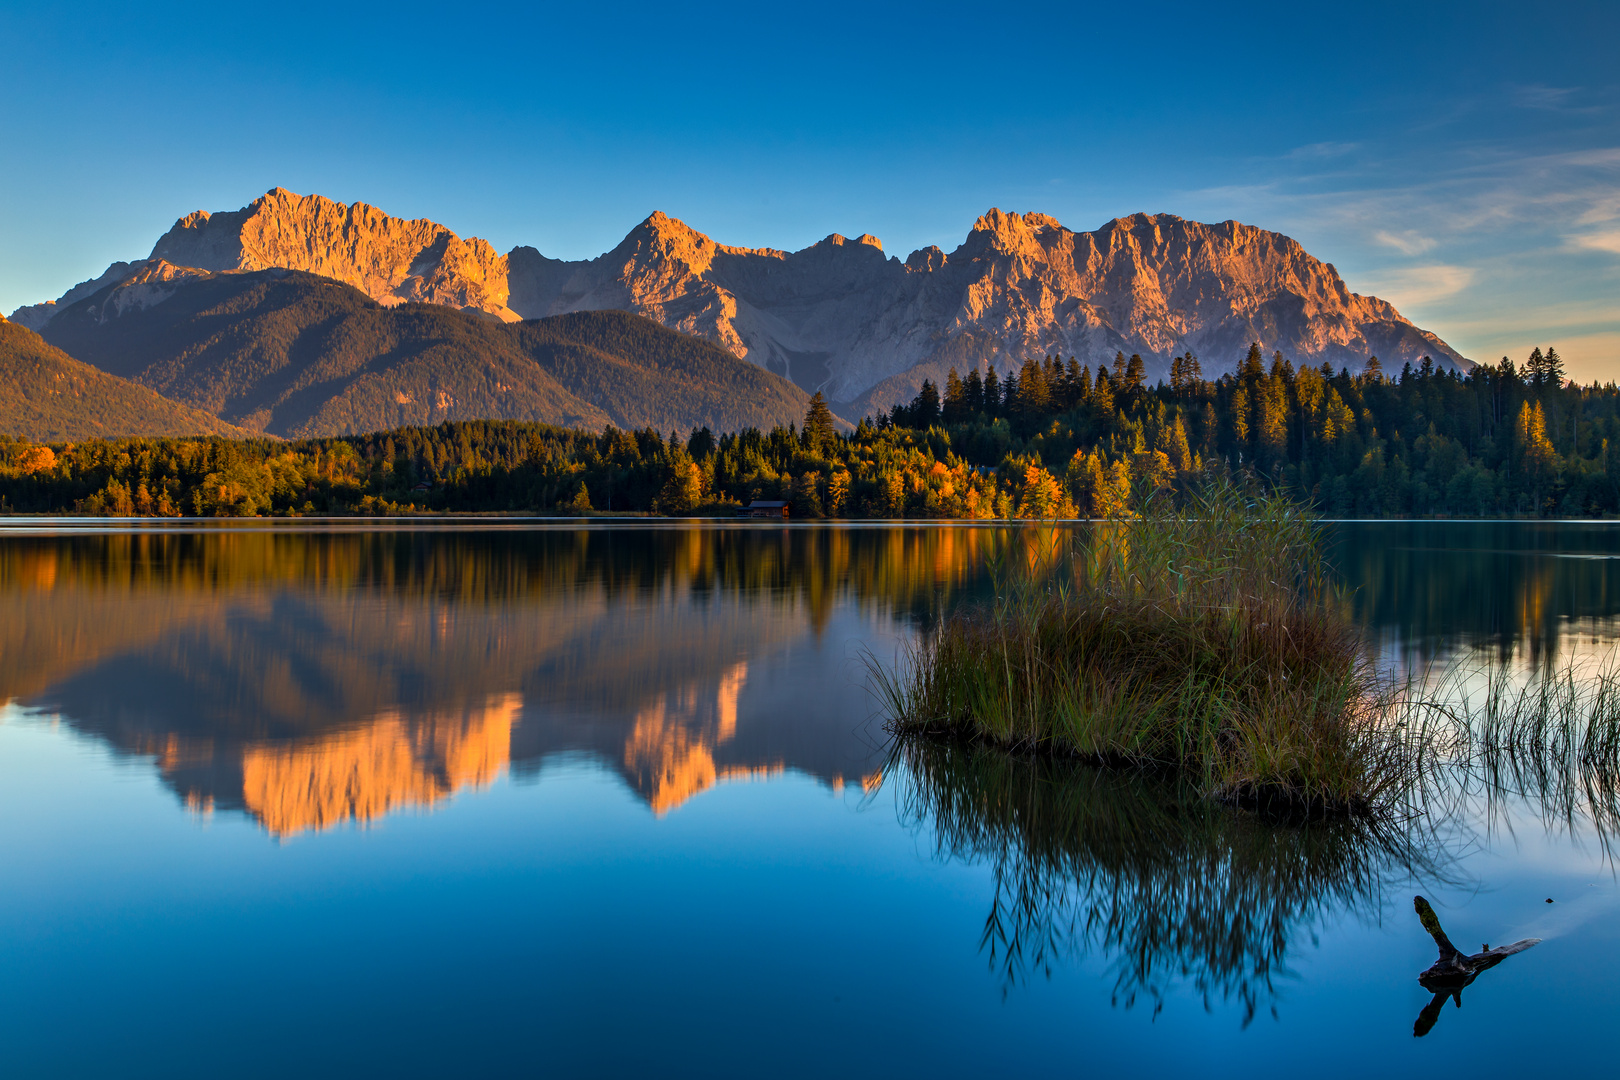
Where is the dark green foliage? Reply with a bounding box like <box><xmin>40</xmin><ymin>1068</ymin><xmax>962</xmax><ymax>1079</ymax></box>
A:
<box><xmin>881</xmin><ymin>343</ymin><xmax>1620</xmax><ymax>518</ymax></box>
<box><xmin>802</xmin><ymin>392</ymin><xmax>836</xmax><ymax>455</ymax></box>
<box><xmin>40</xmin><ymin>270</ymin><xmax>817</xmax><ymax>437</ymax></box>
<box><xmin>0</xmin><ymin>319</ymin><xmax>250</xmax><ymax>441</ymax></box>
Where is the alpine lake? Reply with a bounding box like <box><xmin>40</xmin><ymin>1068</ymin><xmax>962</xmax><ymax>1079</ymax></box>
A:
<box><xmin>2</xmin><ymin>518</ymin><xmax>1617</xmax><ymax>1077</ymax></box>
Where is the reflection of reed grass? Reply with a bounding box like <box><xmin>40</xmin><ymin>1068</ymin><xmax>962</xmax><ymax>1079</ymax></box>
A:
<box><xmin>870</xmin><ymin>478</ymin><xmax>1410</xmax><ymax>815</ymax></box>
<box><xmin>888</xmin><ymin>736</ymin><xmax>1444</xmax><ymax>1021</ymax></box>
<box><xmin>1389</xmin><ymin>659</ymin><xmax>1620</xmax><ymax>852</ymax></box>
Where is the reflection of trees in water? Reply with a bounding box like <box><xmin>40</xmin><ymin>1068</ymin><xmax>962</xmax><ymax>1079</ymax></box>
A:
<box><xmin>890</xmin><ymin>737</ymin><xmax>1448</xmax><ymax>1023</ymax></box>
<box><xmin>1330</xmin><ymin>522</ymin><xmax>1620</xmax><ymax>666</ymax></box>
<box><xmin>0</xmin><ymin>524</ymin><xmax>1029</xmax><ymax>632</ymax></box>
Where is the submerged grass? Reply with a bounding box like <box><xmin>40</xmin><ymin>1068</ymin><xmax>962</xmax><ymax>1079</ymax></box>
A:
<box><xmin>870</xmin><ymin>477</ymin><xmax>1409</xmax><ymax>816</ymax></box>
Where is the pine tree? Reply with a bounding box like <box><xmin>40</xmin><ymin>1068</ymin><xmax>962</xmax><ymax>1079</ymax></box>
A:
<box><xmin>1163</xmin><ymin>412</ymin><xmax>1193</xmax><ymax>473</ymax></box>
<box><xmin>1017</xmin><ymin>358</ymin><xmax>1050</xmax><ymax>414</ymax></box>
<box><xmin>1183</xmin><ymin>352</ymin><xmax>1203</xmax><ymax>387</ymax></box>
<box><xmin>1544</xmin><ymin>347</ymin><xmax>1566</xmax><ymax>387</ymax></box>
<box><xmin>1240</xmin><ymin>343</ymin><xmax>1265</xmax><ymax>381</ymax></box>
<box><xmin>1525</xmin><ymin>347</ymin><xmax>1547</xmax><ymax>386</ymax></box>
<box><xmin>1123</xmin><ymin>353</ymin><xmax>1146</xmax><ymax>393</ymax></box>
<box><xmin>1000</xmin><ymin>370</ymin><xmax>1020</xmax><ymax>412</ymax></box>
<box><xmin>1515</xmin><ymin>400</ymin><xmax>1557</xmax><ymax>512</ymax></box>
<box><xmin>916</xmin><ymin>380</ymin><xmax>941</xmax><ymax>428</ymax></box>
<box><xmin>803</xmin><ymin>392</ymin><xmax>837</xmax><ymax>454</ymax></box>
<box><xmin>1092</xmin><ymin>367</ymin><xmax>1115</xmax><ymax>414</ymax></box>
<box><xmin>965</xmin><ymin>368</ymin><xmax>985</xmax><ymax>415</ymax></box>
<box><xmin>983</xmin><ymin>367</ymin><xmax>1000</xmax><ymax>418</ymax></box>
<box><xmin>943</xmin><ymin>368</ymin><xmax>967</xmax><ymax>423</ymax></box>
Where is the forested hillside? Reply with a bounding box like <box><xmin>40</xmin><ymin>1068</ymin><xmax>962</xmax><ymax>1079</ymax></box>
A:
<box><xmin>882</xmin><ymin>344</ymin><xmax>1616</xmax><ymax>518</ymax></box>
<box><xmin>0</xmin><ymin>318</ymin><xmax>252</xmax><ymax>442</ymax></box>
<box><xmin>39</xmin><ymin>268</ymin><xmax>818</xmax><ymax>437</ymax></box>
<box><xmin>0</xmin><ymin>345</ymin><xmax>1612</xmax><ymax>519</ymax></box>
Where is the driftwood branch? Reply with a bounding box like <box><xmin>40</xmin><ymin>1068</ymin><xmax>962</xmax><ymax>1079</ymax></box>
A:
<box><xmin>1410</xmin><ymin>896</ymin><xmax>1541</xmax><ymax>1037</ymax></box>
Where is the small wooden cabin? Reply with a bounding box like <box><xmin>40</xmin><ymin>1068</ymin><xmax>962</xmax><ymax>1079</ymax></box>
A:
<box><xmin>739</xmin><ymin>500</ymin><xmax>790</xmax><ymax>519</ymax></box>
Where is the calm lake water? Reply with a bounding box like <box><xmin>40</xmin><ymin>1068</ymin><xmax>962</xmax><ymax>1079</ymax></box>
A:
<box><xmin>2</xmin><ymin>520</ymin><xmax>1617</xmax><ymax>1077</ymax></box>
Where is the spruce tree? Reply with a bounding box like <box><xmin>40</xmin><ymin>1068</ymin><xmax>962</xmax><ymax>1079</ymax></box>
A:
<box><xmin>916</xmin><ymin>380</ymin><xmax>941</xmax><ymax>428</ymax></box>
<box><xmin>1525</xmin><ymin>347</ymin><xmax>1547</xmax><ymax>386</ymax></box>
<box><xmin>1240</xmin><ymin>343</ymin><xmax>1266</xmax><ymax>381</ymax></box>
<box><xmin>803</xmin><ymin>392</ymin><xmax>837</xmax><ymax>454</ymax></box>
<box><xmin>1124</xmin><ymin>353</ymin><xmax>1146</xmax><ymax>392</ymax></box>
<box><xmin>1544</xmin><ymin>347</ymin><xmax>1566</xmax><ymax>387</ymax></box>
<box><xmin>943</xmin><ymin>368</ymin><xmax>966</xmax><ymax>423</ymax></box>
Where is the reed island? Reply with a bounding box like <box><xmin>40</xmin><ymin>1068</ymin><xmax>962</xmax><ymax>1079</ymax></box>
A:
<box><xmin>873</xmin><ymin>478</ymin><xmax>1407</xmax><ymax>816</ymax></box>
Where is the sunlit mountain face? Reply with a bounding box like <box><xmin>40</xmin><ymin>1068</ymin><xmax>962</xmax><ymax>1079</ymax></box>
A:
<box><xmin>0</xmin><ymin>525</ymin><xmax>1003</xmax><ymax>835</ymax></box>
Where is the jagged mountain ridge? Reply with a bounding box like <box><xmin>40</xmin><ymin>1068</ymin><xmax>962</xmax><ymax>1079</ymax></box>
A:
<box><xmin>13</xmin><ymin>189</ymin><xmax>1470</xmax><ymax>412</ymax></box>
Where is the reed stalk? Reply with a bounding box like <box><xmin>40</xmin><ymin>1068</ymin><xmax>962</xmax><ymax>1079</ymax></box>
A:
<box><xmin>869</xmin><ymin>476</ymin><xmax>1408</xmax><ymax>815</ymax></box>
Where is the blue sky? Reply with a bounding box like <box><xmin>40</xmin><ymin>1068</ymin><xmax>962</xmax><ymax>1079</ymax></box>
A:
<box><xmin>2</xmin><ymin>0</ymin><xmax>1616</xmax><ymax>377</ymax></box>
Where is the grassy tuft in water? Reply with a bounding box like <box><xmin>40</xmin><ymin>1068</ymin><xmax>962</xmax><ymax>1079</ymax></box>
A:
<box><xmin>870</xmin><ymin>476</ymin><xmax>1410</xmax><ymax>816</ymax></box>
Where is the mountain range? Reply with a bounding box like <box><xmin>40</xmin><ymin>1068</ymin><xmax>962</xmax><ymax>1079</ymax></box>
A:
<box><xmin>26</xmin><ymin>266</ymin><xmax>818</xmax><ymax>438</ymax></box>
<box><xmin>13</xmin><ymin>189</ymin><xmax>1469</xmax><ymax>418</ymax></box>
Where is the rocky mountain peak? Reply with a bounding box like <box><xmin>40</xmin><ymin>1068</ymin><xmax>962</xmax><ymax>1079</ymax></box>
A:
<box><xmin>147</xmin><ymin>187</ymin><xmax>520</xmax><ymax>321</ymax></box>
<box><xmin>14</xmin><ymin>191</ymin><xmax>1470</xmax><ymax>411</ymax></box>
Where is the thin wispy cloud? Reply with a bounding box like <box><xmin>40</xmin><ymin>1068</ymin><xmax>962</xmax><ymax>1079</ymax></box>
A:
<box><xmin>1372</xmin><ymin>229</ymin><xmax>1436</xmax><ymax>255</ymax></box>
<box><xmin>1512</xmin><ymin>84</ymin><xmax>1579</xmax><ymax>110</ymax></box>
<box><xmin>1569</xmin><ymin>229</ymin><xmax>1620</xmax><ymax>255</ymax></box>
<box><xmin>1286</xmin><ymin>141</ymin><xmax>1360</xmax><ymax>160</ymax></box>
<box><xmin>1358</xmin><ymin>265</ymin><xmax>1476</xmax><ymax>309</ymax></box>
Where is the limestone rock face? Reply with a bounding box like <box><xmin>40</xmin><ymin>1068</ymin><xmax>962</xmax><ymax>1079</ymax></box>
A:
<box><xmin>10</xmin><ymin>260</ymin><xmax>140</xmax><ymax>330</ymax></box>
<box><xmin>73</xmin><ymin>261</ymin><xmax>214</xmax><ymax>323</ymax></box>
<box><xmin>14</xmin><ymin>191</ymin><xmax>1470</xmax><ymax>410</ymax></box>
<box><xmin>147</xmin><ymin>188</ymin><xmax>520</xmax><ymax>320</ymax></box>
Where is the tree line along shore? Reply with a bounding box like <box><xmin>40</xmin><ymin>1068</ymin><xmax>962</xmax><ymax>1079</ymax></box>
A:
<box><xmin>0</xmin><ymin>344</ymin><xmax>1610</xmax><ymax>519</ymax></box>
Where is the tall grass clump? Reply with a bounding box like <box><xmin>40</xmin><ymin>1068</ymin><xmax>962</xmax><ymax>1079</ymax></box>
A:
<box><xmin>872</xmin><ymin>476</ymin><xmax>1408</xmax><ymax>816</ymax></box>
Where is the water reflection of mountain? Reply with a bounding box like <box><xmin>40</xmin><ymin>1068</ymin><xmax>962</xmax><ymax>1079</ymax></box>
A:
<box><xmin>1330</xmin><ymin>521</ymin><xmax>1620</xmax><ymax>664</ymax></box>
<box><xmin>15</xmin><ymin>520</ymin><xmax>1616</xmax><ymax>836</ymax></box>
<box><xmin>0</xmin><ymin>527</ymin><xmax>1003</xmax><ymax>836</ymax></box>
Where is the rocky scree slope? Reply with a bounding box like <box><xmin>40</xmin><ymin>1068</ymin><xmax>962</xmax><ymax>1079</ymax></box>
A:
<box><xmin>13</xmin><ymin>189</ymin><xmax>1469</xmax><ymax>413</ymax></box>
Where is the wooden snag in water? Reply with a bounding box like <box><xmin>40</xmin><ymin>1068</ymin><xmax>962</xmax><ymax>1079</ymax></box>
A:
<box><xmin>1410</xmin><ymin>895</ymin><xmax>1541</xmax><ymax>1037</ymax></box>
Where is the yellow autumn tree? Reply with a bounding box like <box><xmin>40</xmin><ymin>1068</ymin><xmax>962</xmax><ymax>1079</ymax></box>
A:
<box><xmin>1516</xmin><ymin>400</ymin><xmax>1558</xmax><ymax>511</ymax></box>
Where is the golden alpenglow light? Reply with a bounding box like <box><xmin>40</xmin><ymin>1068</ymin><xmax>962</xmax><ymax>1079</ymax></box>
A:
<box><xmin>622</xmin><ymin>663</ymin><xmax>784</xmax><ymax>815</ymax></box>
<box><xmin>10</xmin><ymin>191</ymin><xmax>1468</xmax><ymax>410</ymax></box>
<box><xmin>240</xmin><ymin>695</ymin><xmax>519</xmax><ymax>838</ymax></box>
